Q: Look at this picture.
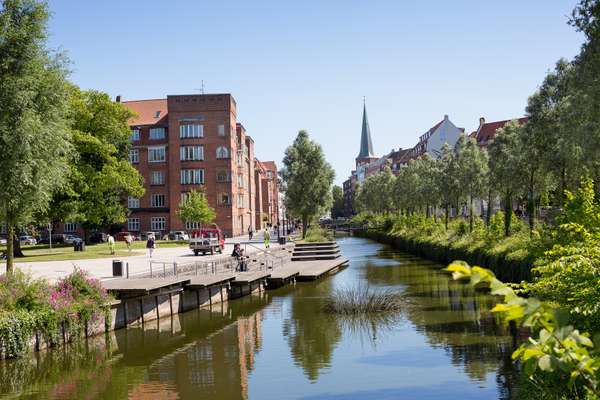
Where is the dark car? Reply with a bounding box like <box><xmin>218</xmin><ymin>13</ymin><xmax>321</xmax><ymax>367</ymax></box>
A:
<box><xmin>89</xmin><ymin>232</ymin><xmax>108</xmax><ymax>243</ymax></box>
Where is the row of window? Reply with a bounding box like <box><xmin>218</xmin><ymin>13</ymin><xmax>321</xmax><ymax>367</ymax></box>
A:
<box><xmin>130</xmin><ymin>124</ymin><xmax>229</xmax><ymax>142</ymax></box>
<box><xmin>136</xmin><ymin>169</ymin><xmax>232</xmax><ymax>187</ymax></box>
<box><xmin>129</xmin><ymin>146</ymin><xmax>230</xmax><ymax>163</ymax></box>
<box><xmin>127</xmin><ymin>217</ymin><xmax>200</xmax><ymax>232</ymax></box>
<box><xmin>127</xmin><ymin>191</ymin><xmax>245</xmax><ymax>209</ymax></box>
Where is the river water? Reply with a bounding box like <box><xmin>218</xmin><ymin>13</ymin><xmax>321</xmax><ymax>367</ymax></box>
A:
<box><xmin>0</xmin><ymin>237</ymin><xmax>519</xmax><ymax>399</ymax></box>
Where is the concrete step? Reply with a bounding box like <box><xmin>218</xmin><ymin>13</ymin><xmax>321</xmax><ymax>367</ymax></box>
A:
<box><xmin>292</xmin><ymin>249</ymin><xmax>340</xmax><ymax>256</ymax></box>
<box><xmin>291</xmin><ymin>254</ymin><xmax>341</xmax><ymax>261</ymax></box>
<box><xmin>295</xmin><ymin>241</ymin><xmax>337</xmax><ymax>248</ymax></box>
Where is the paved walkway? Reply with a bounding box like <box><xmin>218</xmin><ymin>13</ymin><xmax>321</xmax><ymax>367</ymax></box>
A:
<box><xmin>3</xmin><ymin>232</ymin><xmax>289</xmax><ymax>283</ymax></box>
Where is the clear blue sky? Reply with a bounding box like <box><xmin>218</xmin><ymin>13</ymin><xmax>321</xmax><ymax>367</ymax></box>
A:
<box><xmin>47</xmin><ymin>0</ymin><xmax>583</xmax><ymax>185</ymax></box>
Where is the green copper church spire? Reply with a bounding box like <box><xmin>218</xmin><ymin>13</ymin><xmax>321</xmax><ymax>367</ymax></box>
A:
<box><xmin>357</xmin><ymin>99</ymin><xmax>375</xmax><ymax>159</ymax></box>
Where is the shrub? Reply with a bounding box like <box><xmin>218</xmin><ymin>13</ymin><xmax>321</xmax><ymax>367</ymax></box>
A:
<box><xmin>323</xmin><ymin>285</ymin><xmax>404</xmax><ymax>315</ymax></box>
<box><xmin>303</xmin><ymin>225</ymin><xmax>333</xmax><ymax>242</ymax></box>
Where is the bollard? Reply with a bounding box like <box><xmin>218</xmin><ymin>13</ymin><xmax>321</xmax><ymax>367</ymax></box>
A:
<box><xmin>150</xmin><ymin>262</ymin><xmax>153</xmax><ymax>278</ymax></box>
<box><xmin>174</xmin><ymin>262</ymin><xmax>178</xmax><ymax>276</ymax></box>
<box><xmin>126</xmin><ymin>262</ymin><xmax>129</xmax><ymax>279</ymax></box>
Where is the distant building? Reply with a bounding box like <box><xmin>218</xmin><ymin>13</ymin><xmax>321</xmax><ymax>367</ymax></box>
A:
<box><xmin>471</xmin><ymin>116</ymin><xmax>529</xmax><ymax>148</ymax></box>
<box><xmin>402</xmin><ymin>115</ymin><xmax>464</xmax><ymax>163</ymax></box>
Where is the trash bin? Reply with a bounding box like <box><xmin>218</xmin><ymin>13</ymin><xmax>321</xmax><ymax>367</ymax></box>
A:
<box><xmin>79</xmin><ymin>241</ymin><xmax>85</xmax><ymax>251</ymax></box>
<box><xmin>278</xmin><ymin>237</ymin><xmax>286</xmax><ymax>245</ymax></box>
<box><xmin>112</xmin><ymin>260</ymin><xmax>123</xmax><ymax>276</ymax></box>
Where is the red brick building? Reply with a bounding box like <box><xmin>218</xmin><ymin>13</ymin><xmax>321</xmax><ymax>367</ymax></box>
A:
<box><xmin>119</xmin><ymin>93</ymin><xmax>276</xmax><ymax>238</ymax></box>
<box><xmin>254</xmin><ymin>159</ymin><xmax>279</xmax><ymax>229</ymax></box>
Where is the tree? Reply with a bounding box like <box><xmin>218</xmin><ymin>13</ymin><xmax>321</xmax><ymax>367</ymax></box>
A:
<box><xmin>280</xmin><ymin>130</ymin><xmax>335</xmax><ymax>238</ymax></box>
<box><xmin>45</xmin><ymin>87</ymin><xmax>145</xmax><ymax>239</ymax></box>
<box><xmin>455</xmin><ymin>137</ymin><xmax>488</xmax><ymax>231</ymax></box>
<box><xmin>176</xmin><ymin>190</ymin><xmax>216</xmax><ymax>228</ymax></box>
<box><xmin>0</xmin><ymin>0</ymin><xmax>72</xmax><ymax>272</ymax></box>
<box><xmin>488</xmin><ymin>122</ymin><xmax>524</xmax><ymax>236</ymax></box>
<box><xmin>330</xmin><ymin>185</ymin><xmax>344</xmax><ymax>219</ymax></box>
<box><xmin>437</xmin><ymin>143</ymin><xmax>461</xmax><ymax>229</ymax></box>
<box><xmin>356</xmin><ymin>167</ymin><xmax>395</xmax><ymax>214</ymax></box>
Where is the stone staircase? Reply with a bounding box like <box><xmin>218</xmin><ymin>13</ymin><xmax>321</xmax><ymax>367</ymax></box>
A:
<box><xmin>291</xmin><ymin>242</ymin><xmax>341</xmax><ymax>261</ymax></box>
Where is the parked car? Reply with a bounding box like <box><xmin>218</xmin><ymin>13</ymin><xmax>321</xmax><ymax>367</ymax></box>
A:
<box><xmin>38</xmin><ymin>234</ymin><xmax>67</xmax><ymax>244</ymax></box>
<box><xmin>64</xmin><ymin>235</ymin><xmax>82</xmax><ymax>244</ymax></box>
<box><xmin>89</xmin><ymin>232</ymin><xmax>108</xmax><ymax>243</ymax></box>
<box><xmin>115</xmin><ymin>232</ymin><xmax>136</xmax><ymax>241</ymax></box>
<box><xmin>189</xmin><ymin>226</ymin><xmax>225</xmax><ymax>256</ymax></box>
<box><xmin>169</xmin><ymin>231</ymin><xmax>189</xmax><ymax>241</ymax></box>
<box><xmin>140</xmin><ymin>231</ymin><xmax>158</xmax><ymax>241</ymax></box>
<box><xmin>0</xmin><ymin>238</ymin><xmax>7</xmax><ymax>246</ymax></box>
<box><xmin>19</xmin><ymin>235</ymin><xmax>37</xmax><ymax>246</ymax></box>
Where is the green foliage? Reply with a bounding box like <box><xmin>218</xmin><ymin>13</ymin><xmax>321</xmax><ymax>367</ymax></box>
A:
<box><xmin>303</xmin><ymin>225</ymin><xmax>333</xmax><ymax>243</ymax></box>
<box><xmin>447</xmin><ymin>262</ymin><xmax>600</xmax><ymax>399</ymax></box>
<box><xmin>331</xmin><ymin>185</ymin><xmax>345</xmax><ymax>218</ymax></box>
<box><xmin>176</xmin><ymin>189</ymin><xmax>216</xmax><ymax>227</ymax></box>
<box><xmin>0</xmin><ymin>270</ymin><xmax>49</xmax><ymax>312</ymax></box>
<box><xmin>356</xmin><ymin>167</ymin><xmax>395</xmax><ymax>214</ymax></box>
<box><xmin>323</xmin><ymin>285</ymin><xmax>404</xmax><ymax>315</ymax></box>
<box><xmin>281</xmin><ymin>130</ymin><xmax>335</xmax><ymax>238</ymax></box>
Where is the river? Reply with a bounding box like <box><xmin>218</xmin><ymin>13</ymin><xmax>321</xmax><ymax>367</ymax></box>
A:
<box><xmin>0</xmin><ymin>236</ymin><xmax>519</xmax><ymax>399</ymax></box>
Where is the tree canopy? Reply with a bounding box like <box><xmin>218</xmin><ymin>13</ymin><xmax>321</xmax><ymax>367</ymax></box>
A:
<box><xmin>176</xmin><ymin>190</ymin><xmax>216</xmax><ymax>228</ymax></box>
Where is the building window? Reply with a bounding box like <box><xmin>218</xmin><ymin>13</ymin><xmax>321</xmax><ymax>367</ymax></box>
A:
<box><xmin>219</xmin><ymin>193</ymin><xmax>231</xmax><ymax>206</ymax></box>
<box><xmin>237</xmin><ymin>194</ymin><xmax>244</xmax><ymax>208</ymax></box>
<box><xmin>216</xmin><ymin>169</ymin><xmax>230</xmax><ymax>182</ymax></box>
<box><xmin>237</xmin><ymin>151</ymin><xmax>243</xmax><ymax>166</ymax></box>
<box><xmin>185</xmin><ymin>221</ymin><xmax>200</xmax><ymax>230</ymax></box>
<box><xmin>128</xmin><ymin>196</ymin><xmax>140</xmax><ymax>208</ymax></box>
<box><xmin>151</xmin><ymin>217</ymin><xmax>166</xmax><ymax>231</ymax></box>
<box><xmin>216</xmin><ymin>146</ymin><xmax>229</xmax><ymax>159</ymax></box>
<box><xmin>180</xmin><ymin>145</ymin><xmax>204</xmax><ymax>161</ymax></box>
<box><xmin>148</xmin><ymin>146</ymin><xmax>166</xmax><ymax>163</ymax></box>
<box><xmin>151</xmin><ymin>194</ymin><xmax>166</xmax><ymax>207</ymax></box>
<box><xmin>150</xmin><ymin>171</ymin><xmax>165</xmax><ymax>185</ymax></box>
<box><xmin>131</xmin><ymin>129</ymin><xmax>140</xmax><ymax>141</ymax></box>
<box><xmin>179</xmin><ymin>124</ymin><xmax>203</xmax><ymax>138</ymax></box>
<box><xmin>129</xmin><ymin>149</ymin><xmax>139</xmax><ymax>163</ymax></box>
<box><xmin>266</xmin><ymin>171</ymin><xmax>273</xmax><ymax>179</ymax></box>
<box><xmin>128</xmin><ymin>218</ymin><xmax>140</xmax><ymax>232</ymax></box>
<box><xmin>149</xmin><ymin>127</ymin><xmax>166</xmax><ymax>140</ymax></box>
<box><xmin>237</xmin><ymin>174</ymin><xmax>244</xmax><ymax>188</ymax></box>
<box><xmin>218</xmin><ymin>124</ymin><xmax>225</xmax><ymax>136</ymax></box>
<box><xmin>64</xmin><ymin>222</ymin><xmax>77</xmax><ymax>233</ymax></box>
<box><xmin>180</xmin><ymin>169</ymin><xmax>204</xmax><ymax>185</ymax></box>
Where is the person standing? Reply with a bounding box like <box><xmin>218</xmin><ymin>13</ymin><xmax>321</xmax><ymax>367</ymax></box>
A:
<box><xmin>263</xmin><ymin>229</ymin><xmax>270</xmax><ymax>249</ymax></box>
<box><xmin>248</xmin><ymin>226</ymin><xmax>253</xmax><ymax>241</ymax></box>
<box><xmin>146</xmin><ymin>235</ymin><xmax>155</xmax><ymax>258</ymax></box>
<box><xmin>125</xmin><ymin>233</ymin><xmax>133</xmax><ymax>252</ymax></box>
<box><xmin>107</xmin><ymin>234</ymin><xmax>115</xmax><ymax>255</ymax></box>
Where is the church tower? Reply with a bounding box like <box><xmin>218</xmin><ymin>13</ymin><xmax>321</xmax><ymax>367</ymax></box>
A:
<box><xmin>355</xmin><ymin>101</ymin><xmax>377</xmax><ymax>168</ymax></box>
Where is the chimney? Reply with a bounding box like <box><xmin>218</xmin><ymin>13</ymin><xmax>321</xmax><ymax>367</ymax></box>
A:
<box><xmin>444</xmin><ymin>114</ymin><xmax>448</xmax><ymax>120</ymax></box>
<box><xmin>479</xmin><ymin>117</ymin><xmax>485</xmax><ymax>127</ymax></box>
<box><xmin>116</xmin><ymin>95</ymin><xmax>121</xmax><ymax>103</ymax></box>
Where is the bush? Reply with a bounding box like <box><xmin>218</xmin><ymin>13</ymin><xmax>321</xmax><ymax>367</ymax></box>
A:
<box><xmin>323</xmin><ymin>285</ymin><xmax>404</xmax><ymax>315</ymax></box>
<box><xmin>303</xmin><ymin>225</ymin><xmax>333</xmax><ymax>242</ymax></box>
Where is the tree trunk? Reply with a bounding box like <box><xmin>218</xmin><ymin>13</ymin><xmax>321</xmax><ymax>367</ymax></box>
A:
<box><xmin>469</xmin><ymin>194</ymin><xmax>474</xmax><ymax>232</ymax></box>
<box><xmin>504</xmin><ymin>192</ymin><xmax>512</xmax><ymax>237</ymax></box>
<box><xmin>433</xmin><ymin>205</ymin><xmax>438</xmax><ymax>223</ymax></box>
<box><xmin>528</xmin><ymin>171</ymin><xmax>535</xmax><ymax>235</ymax></box>
<box><xmin>6</xmin><ymin>224</ymin><xmax>14</xmax><ymax>274</ymax></box>
<box><xmin>444</xmin><ymin>205</ymin><xmax>449</xmax><ymax>230</ymax></box>
<box><xmin>13</xmin><ymin>235</ymin><xmax>24</xmax><ymax>258</ymax></box>
<box><xmin>560</xmin><ymin>165</ymin><xmax>567</xmax><ymax>206</ymax></box>
<box><xmin>302</xmin><ymin>215</ymin><xmax>308</xmax><ymax>239</ymax></box>
<box><xmin>486</xmin><ymin>189</ymin><xmax>492</xmax><ymax>227</ymax></box>
<box><xmin>426</xmin><ymin>204</ymin><xmax>430</xmax><ymax>219</ymax></box>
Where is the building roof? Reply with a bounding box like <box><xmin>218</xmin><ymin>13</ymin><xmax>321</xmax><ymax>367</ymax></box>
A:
<box><xmin>261</xmin><ymin>161</ymin><xmax>277</xmax><ymax>171</ymax></box>
<box><xmin>357</xmin><ymin>103</ymin><xmax>375</xmax><ymax>159</ymax></box>
<box><xmin>475</xmin><ymin>117</ymin><xmax>528</xmax><ymax>144</ymax></box>
<box><xmin>122</xmin><ymin>98</ymin><xmax>168</xmax><ymax>126</ymax></box>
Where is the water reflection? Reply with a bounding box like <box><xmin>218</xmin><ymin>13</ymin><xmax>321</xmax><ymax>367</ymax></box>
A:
<box><xmin>0</xmin><ymin>237</ymin><xmax>521</xmax><ymax>399</ymax></box>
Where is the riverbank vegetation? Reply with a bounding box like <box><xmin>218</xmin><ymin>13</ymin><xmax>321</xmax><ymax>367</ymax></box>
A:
<box><xmin>301</xmin><ymin>226</ymin><xmax>334</xmax><ymax>243</ymax></box>
<box><xmin>0</xmin><ymin>269</ymin><xmax>111</xmax><ymax>359</ymax></box>
<box><xmin>323</xmin><ymin>285</ymin><xmax>404</xmax><ymax>315</ymax></box>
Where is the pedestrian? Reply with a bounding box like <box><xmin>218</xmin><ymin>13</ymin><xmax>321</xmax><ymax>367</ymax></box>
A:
<box><xmin>107</xmin><ymin>234</ymin><xmax>115</xmax><ymax>255</ymax></box>
<box><xmin>248</xmin><ymin>226</ymin><xmax>253</xmax><ymax>241</ymax></box>
<box><xmin>263</xmin><ymin>229</ymin><xmax>270</xmax><ymax>248</ymax></box>
<box><xmin>146</xmin><ymin>235</ymin><xmax>155</xmax><ymax>258</ymax></box>
<box><xmin>125</xmin><ymin>233</ymin><xmax>133</xmax><ymax>252</ymax></box>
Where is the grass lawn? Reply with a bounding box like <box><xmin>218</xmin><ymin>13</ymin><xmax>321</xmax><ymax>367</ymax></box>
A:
<box><xmin>0</xmin><ymin>240</ymin><xmax>188</xmax><ymax>263</ymax></box>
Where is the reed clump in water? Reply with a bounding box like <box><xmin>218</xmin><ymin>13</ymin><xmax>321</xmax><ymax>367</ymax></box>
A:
<box><xmin>323</xmin><ymin>285</ymin><xmax>404</xmax><ymax>315</ymax></box>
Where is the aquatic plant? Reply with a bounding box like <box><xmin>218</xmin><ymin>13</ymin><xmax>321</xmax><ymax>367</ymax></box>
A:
<box><xmin>323</xmin><ymin>285</ymin><xmax>404</xmax><ymax>315</ymax></box>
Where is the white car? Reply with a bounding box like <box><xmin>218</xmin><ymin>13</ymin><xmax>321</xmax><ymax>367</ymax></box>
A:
<box><xmin>19</xmin><ymin>236</ymin><xmax>37</xmax><ymax>246</ymax></box>
<box><xmin>0</xmin><ymin>238</ymin><xmax>7</xmax><ymax>245</ymax></box>
<box><xmin>64</xmin><ymin>235</ymin><xmax>82</xmax><ymax>244</ymax></box>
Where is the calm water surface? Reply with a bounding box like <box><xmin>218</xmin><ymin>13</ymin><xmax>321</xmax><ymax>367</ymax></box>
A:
<box><xmin>0</xmin><ymin>237</ymin><xmax>519</xmax><ymax>399</ymax></box>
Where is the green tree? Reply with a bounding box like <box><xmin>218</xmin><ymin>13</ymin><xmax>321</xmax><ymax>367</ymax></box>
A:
<box><xmin>330</xmin><ymin>185</ymin><xmax>344</xmax><ymax>219</ymax></box>
<box><xmin>176</xmin><ymin>190</ymin><xmax>216</xmax><ymax>228</ymax></box>
<box><xmin>356</xmin><ymin>167</ymin><xmax>395</xmax><ymax>214</ymax></box>
<box><xmin>455</xmin><ymin>137</ymin><xmax>489</xmax><ymax>231</ymax></box>
<box><xmin>280</xmin><ymin>130</ymin><xmax>335</xmax><ymax>238</ymax></box>
<box><xmin>437</xmin><ymin>144</ymin><xmax>461</xmax><ymax>229</ymax></box>
<box><xmin>44</xmin><ymin>87</ymin><xmax>145</xmax><ymax>239</ymax></box>
<box><xmin>0</xmin><ymin>0</ymin><xmax>72</xmax><ymax>272</ymax></box>
<box><xmin>488</xmin><ymin>121</ymin><xmax>524</xmax><ymax>236</ymax></box>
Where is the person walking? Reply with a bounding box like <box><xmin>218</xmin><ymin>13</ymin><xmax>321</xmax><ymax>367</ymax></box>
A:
<box><xmin>146</xmin><ymin>235</ymin><xmax>155</xmax><ymax>258</ymax></box>
<box><xmin>248</xmin><ymin>226</ymin><xmax>253</xmax><ymax>241</ymax></box>
<box><xmin>125</xmin><ymin>233</ymin><xmax>133</xmax><ymax>252</ymax></box>
<box><xmin>107</xmin><ymin>234</ymin><xmax>115</xmax><ymax>255</ymax></box>
<box><xmin>263</xmin><ymin>229</ymin><xmax>270</xmax><ymax>249</ymax></box>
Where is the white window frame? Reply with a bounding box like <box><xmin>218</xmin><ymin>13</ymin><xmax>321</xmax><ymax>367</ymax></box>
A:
<box><xmin>180</xmin><ymin>169</ymin><xmax>204</xmax><ymax>185</ymax></box>
<box><xmin>219</xmin><ymin>193</ymin><xmax>231</xmax><ymax>205</ymax></box>
<box><xmin>151</xmin><ymin>194</ymin><xmax>166</xmax><ymax>208</ymax></box>
<box><xmin>129</xmin><ymin>149</ymin><xmax>139</xmax><ymax>163</ymax></box>
<box><xmin>237</xmin><ymin>194</ymin><xmax>244</xmax><ymax>208</ymax></box>
<box><xmin>180</xmin><ymin>145</ymin><xmax>204</xmax><ymax>161</ymax></box>
<box><xmin>179</xmin><ymin>124</ymin><xmax>203</xmax><ymax>138</ymax></box>
<box><xmin>128</xmin><ymin>196</ymin><xmax>140</xmax><ymax>208</ymax></box>
<box><xmin>237</xmin><ymin>174</ymin><xmax>244</xmax><ymax>188</ymax></box>
<box><xmin>185</xmin><ymin>221</ymin><xmax>200</xmax><ymax>230</ymax></box>
<box><xmin>148</xmin><ymin>146</ymin><xmax>166</xmax><ymax>163</ymax></box>
<box><xmin>150</xmin><ymin>171</ymin><xmax>165</xmax><ymax>185</ymax></box>
<box><xmin>150</xmin><ymin>217</ymin><xmax>166</xmax><ymax>231</ymax></box>
<box><xmin>216</xmin><ymin>146</ymin><xmax>229</xmax><ymax>159</ymax></box>
<box><xmin>128</xmin><ymin>218</ymin><xmax>140</xmax><ymax>232</ymax></box>
<box><xmin>131</xmin><ymin>129</ymin><xmax>140</xmax><ymax>141</ymax></box>
<box><xmin>218</xmin><ymin>124</ymin><xmax>225</xmax><ymax>136</ymax></box>
<box><xmin>149</xmin><ymin>127</ymin><xmax>166</xmax><ymax>140</ymax></box>
<box><xmin>64</xmin><ymin>222</ymin><xmax>77</xmax><ymax>233</ymax></box>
